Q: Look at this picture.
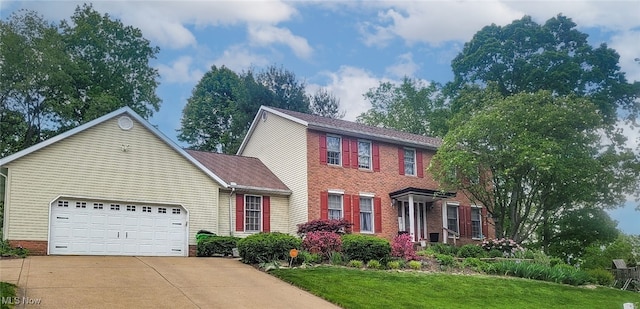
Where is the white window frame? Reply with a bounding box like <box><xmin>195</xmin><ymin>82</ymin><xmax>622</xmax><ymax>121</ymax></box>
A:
<box><xmin>443</xmin><ymin>202</ymin><xmax>459</xmax><ymax>239</ymax></box>
<box><xmin>328</xmin><ymin>193</ymin><xmax>343</xmax><ymax>220</ymax></box>
<box><xmin>404</xmin><ymin>148</ymin><xmax>416</xmax><ymax>176</ymax></box>
<box><xmin>359</xmin><ymin>195</ymin><xmax>374</xmax><ymax>233</ymax></box>
<box><xmin>244</xmin><ymin>195</ymin><xmax>262</xmax><ymax>232</ymax></box>
<box><xmin>358</xmin><ymin>140</ymin><xmax>372</xmax><ymax>170</ymax></box>
<box><xmin>326</xmin><ymin>135</ymin><xmax>342</xmax><ymax>166</ymax></box>
<box><xmin>471</xmin><ymin>206</ymin><xmax>483</xmax><ymax>239</ymax></box>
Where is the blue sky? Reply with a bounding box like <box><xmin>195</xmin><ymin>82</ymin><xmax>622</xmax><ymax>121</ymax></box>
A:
<box><xmin>2</xmin><ymin>1</ymin><xmax>639</xmax><ymax>235</ymax></box>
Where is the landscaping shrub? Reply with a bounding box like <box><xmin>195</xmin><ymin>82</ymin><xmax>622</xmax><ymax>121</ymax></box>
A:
<box><xmin>299</xmin><ymin>250</ymin><xmax>322</xmax><ymax>264</ymax></box>
<box><xmin>488</xmin><ymin>249</ymin><xmax>504</xmax><ymax>258</ymax></box>
<box><xmin>301</xmin><ymin>231</ymin><xmax>342</xmax><ymax>259</ymax></box>
<box><xmin>486</xmin><ymin>261</ymin><xmax>591</xmax><ymax>286</ymax></box>
<box><xmin>329</xmin><ymin>251</ymin><xmax>344</xmax><ymax>265</ymax></box>
<box><xmin>197</xmin><ymin>236</ymin><xmax>240</xmax><ymax>257</ymax></box>
<box><xmin>342</xmin><ymin>234</ymin><xmax>391</xmax><ymax>262</ymax></box>
<box><xmin>367</xmin><ymin>259</ymin><xmax>383</xmax><ymax>269</ymax></box>
<box><xmin>407</xmin><ymin>260</ymin><xmax>422</xmax><ymax>270</ymax></box>
<box><xmin>237</xmin><ymin>232</ymin><xmax>301</xmax><ymax>264</ymax></box>
<box><xmin>391</xmin><ymin>233</ymin><xmax>419</xmax><ymax>261</ymax></box>
<box><xmin>481</xmin><ymin>238</ymin><xmax>524</xmax><ymax>256</ymax></box>
<box><xmin>429</xmin><ymin>243</ymin><xmax>458</xmax><ymax>256</ymax></box>
<box><xmin>297</xmin><ymin>219</ymin><xmax>352</xmax><ymax>236</ymax></box>
<box><xmin>549</xmin><ymin>257</ymin><xmax>564</xmax><ymax>267</ymax></box>
<box><xmin>462</xmin><ymin>257</ymin><xmax>489</xmax><ymax>272</ymax></box>
<box><xmin>0</xmin><ymin>239</ymin><xmax>28</xmax><ymax>258</ymax></box>
<box><xmin>585</xmin><ymin>268</ymin><xmax>614</xmax><ymax>286</ymax></box>
<box><xmin>195</xmin><ymin>230</ymin><xmax>216</xmax><ymax>244</ymax></box>
<box><xmin>435</xmin><ymin>254</ymin><xmax>457</xmax><ymax>267</ymax></box>
<box><xmin>457</xmin><ymin>244</ymin><xmax>486</xmax><ymax>258</ymax></box>
<box><xmin>387</xmin><ymin>260</ymin><xmax>401</xmax><ymax>269</ymax></box>
<box><xmin>348</xmin><ymin>260</ymin><xmax>364</xmax><ymax>268</ymax></box>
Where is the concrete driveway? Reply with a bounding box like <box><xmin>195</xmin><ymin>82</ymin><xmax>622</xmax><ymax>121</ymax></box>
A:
<box><xmin>0</xmin><ymin>256</ymin><xmax>340</xmax><ymax>309</ymax></box>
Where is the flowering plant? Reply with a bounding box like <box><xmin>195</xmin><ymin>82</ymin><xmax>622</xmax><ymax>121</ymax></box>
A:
<box><xmin>391</xmin><ymin>233</ymin><xmax>419</xmax><ymax>261</ymax></box>
<box><xmin>302</xmin><ymin>231</ymin><xmax>342</xmax><ymax>259</ymax></box>
<box><xmin>481</xmin><ymin>238</ymin><xmax>523</xmax><ymax>255</ymax></box>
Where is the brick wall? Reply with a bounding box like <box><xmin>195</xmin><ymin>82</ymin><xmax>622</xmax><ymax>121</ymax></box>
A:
<box><xmin>8</xmin><ymin>240</ymin><xmax>48</xmax><ymax>255</ymax></box>
<box><xmin>306</xmin><ymin>130</ymin><xmax>495</xmax><ymax>243</ymax></box>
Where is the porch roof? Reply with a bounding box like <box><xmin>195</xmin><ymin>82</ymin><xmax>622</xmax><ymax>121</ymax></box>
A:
<box><xmin>389</xmin><ymin>187</ymin><xmax>456</xmax><ymax>200</ymax></box>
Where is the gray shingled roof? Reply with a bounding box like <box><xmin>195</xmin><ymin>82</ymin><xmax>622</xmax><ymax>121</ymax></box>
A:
<box><xmin>186</xmin><ymin>150</ymin><xmax>290</xmax><ymax>194</ymax></box>
<box><xmin>268</xmin><ymin>107</ymin><xmax>442</xmax><ymax>149</ymax></box>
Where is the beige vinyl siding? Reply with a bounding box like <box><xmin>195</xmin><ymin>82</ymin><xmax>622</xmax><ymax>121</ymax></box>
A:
<box><xmin>219</xmin><ymin>190</ymin><xmax>290</xmax><ymax>237</ymax></box>
<box><xmin>240</xmin><ymin>113</ymin><xmax>307</xmax><ymax>235</ymax></box>
<box><xmin>4</xmin><ymin>117</ymin><xmax>219</xmax><ymax>245</ymax></box>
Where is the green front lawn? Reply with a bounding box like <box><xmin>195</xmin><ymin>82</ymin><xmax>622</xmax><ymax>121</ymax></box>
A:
<box><xmin>271</xmin><ymin>267</ymin><xmax>640</xmax><ymax>309</ymax></box>
<box><xmin>0</xmin><ymin>282</ymin><xmax>17</xmax><ymax>309</ymax></box>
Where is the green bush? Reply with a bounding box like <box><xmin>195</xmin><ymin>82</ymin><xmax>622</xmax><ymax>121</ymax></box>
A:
<box><xmin>435</xmin><ymin>254</ymin><xmax>457</xmax><ymax>267</ymax></box>
<box><xmin>367</xmin><ymin>259</ymin><xmax>383</xmax><ymax>269</ymax></box>
<box><xmin>237</xmin><ymin>232</ymin><xmax>301</xmax><ymax>264</ymax></box>
<box><xmin>196</xmin><ymin>236</ymin><xmax>239</xmax><ymax>257</ymax></box>
<box><xmin>387</xmin><ymin>260</ymin><xmax>401</xmax><ymax>269</ymax></box>
<box><xmin>341</xmin><ymin>234</ymin><xmax>391</xmax><ymax>262</ymax></box>
<box><xmin>429</xmin><ymin>243</ymin><xmax>458</xmax><ymax>256</ymax></box>
<box><xmin>586</xmin><ymin>268</ymin><xmax>614</xmax><ymax>286</ymax></box>
<box><xmin>457</xmin><ymin>244</ymin><xmax>486</xmax><ymax>258</ymax></box>
<box><xmin>487</xmin><ymin>261</ymin><xmax>591</xmax><ymax>286</ymax></box>
<box><xmin>407</xmin><ymin>260</ymin><xmax>422</xmax><ymax>270</ymax></box>
<box><xmin>347</xmin><ymin>260</ymin><xmax>364</xmax><ymax>268</ymax></box>
<box><xmin>488</xmin><ymin>249</ymin><xmax>503</xmax><ymax>258</ymax></box>
<box><xmin>329</xmin><ymin>251</ymin><xmax>344</xmax><ymax>265</ymax></box>
<box><xmin>0</xmin><ymin>239</ymin><xmax>28</xmax><ymax>258</ymax></box>
<box><xmin>462</xmin><ymin>257</ymin><xmax>489</xmax><ymax>272</ymax></box>
<box><xmin>299</xmin><ymin>250</ymin><xmax>322</xmax><ymax>264</ymax></box>
<box><xmin>549</xmin><ymin>257</ymin><xmax>564</xmax><ymax>267</ymax></box>
<box><xmin>195</xmin><ymin>230</ymin><xmax>217</xmax><ymax>244</ymax></box>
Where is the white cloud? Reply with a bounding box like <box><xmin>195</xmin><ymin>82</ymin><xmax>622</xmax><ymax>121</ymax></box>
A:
<box><xmin>210</xmin><ymin>45</ymin><xmax>270</xmax><ymax>72</ymax></box>
<box><xmin>609</xmin><ymin>30</ymin><xmax>640</xmax><ymax>83</ymax></box>
<box><xmin>248</xmin><ymin>24</ymin><xmax>313</xmax><ymax>59</ymax></box>
<box><xmin>386</xmin><ymin>52</ymin><xmax>419</xmax><ymax>78</ymax></box>
<box><xmin>313</xmin><ymin>66</ymin><xmax>394</xmax><ymax>121</ymax></box>
<box><xmin>156</xmin><ymin>56</ymin><xmax>204</xmax><ymax>84</ymax></box>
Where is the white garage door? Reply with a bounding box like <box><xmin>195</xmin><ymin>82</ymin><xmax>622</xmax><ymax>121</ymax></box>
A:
<box><xmin>49</xmin><ymin>198</ymin><xmax>187</xmax><ymax>256</ymax></box>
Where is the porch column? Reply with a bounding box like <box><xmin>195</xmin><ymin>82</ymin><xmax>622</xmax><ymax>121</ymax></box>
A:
<box><xmin>408</xmin><ymin>194</ymin><xmax>415</xmax><ymax>242</ymax></box>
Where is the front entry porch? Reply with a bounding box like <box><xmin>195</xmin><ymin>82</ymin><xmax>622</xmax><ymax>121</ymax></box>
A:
<box><xmin>390</xmin><ymin>187</ymin><xmax>456</xmax><ymax>243</ymax></box>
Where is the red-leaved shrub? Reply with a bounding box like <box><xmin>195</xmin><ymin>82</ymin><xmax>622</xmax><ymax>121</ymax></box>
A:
<box><xmin>391</xmin><ymin>233</ymin><xmax>419</xmax><ymax>261</ymax></box>
<box><xmin>302</xmin><ymin>231</ymin><xmax>342</xmax><ymax>258</ymax></box>
<box><xmin>297</xmin><ymin>219</ymin><xmax>352</xmax><ymax>236</ymax></box>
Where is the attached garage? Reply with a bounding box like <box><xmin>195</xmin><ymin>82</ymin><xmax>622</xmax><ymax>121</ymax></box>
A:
<box><xmin>49</xmin><ymin>197</ymin><xmax>188</xmax><ymax>256</ymax></box>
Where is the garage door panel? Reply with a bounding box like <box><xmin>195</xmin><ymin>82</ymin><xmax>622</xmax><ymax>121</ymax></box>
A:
<box><xmin>50</xmin><ymin>198</ymin><xmax>187</xmax><ymax>256</ymax></box>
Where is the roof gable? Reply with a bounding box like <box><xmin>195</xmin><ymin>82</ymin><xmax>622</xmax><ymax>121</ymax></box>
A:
<box><xmin>0</xmin><ymin>107</ymin><xmax>229</xmax><ymax>187</ymax></box>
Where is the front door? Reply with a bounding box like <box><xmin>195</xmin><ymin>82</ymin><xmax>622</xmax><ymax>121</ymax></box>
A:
<box><xmin>398</xmin><ymin>201</ymin><xmax>427</xmax><ymax>242</ymax></box>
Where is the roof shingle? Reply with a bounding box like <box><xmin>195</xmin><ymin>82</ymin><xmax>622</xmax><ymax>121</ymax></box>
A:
<box><xmin>186</xmin><ymin>150</ymin><xmax>290</xmax><ymax>193</ymax></box>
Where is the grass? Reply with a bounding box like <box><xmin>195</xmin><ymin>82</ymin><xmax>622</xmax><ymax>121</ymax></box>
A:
<box><xmin>0</xmin><ymin>282</ymin><xmax>17</xmax><ymax>309</ymax></box>
<box><xmin>271</xmin><ymin>267</ymin><xmax>640</xmax><ymax>309</ymax></box>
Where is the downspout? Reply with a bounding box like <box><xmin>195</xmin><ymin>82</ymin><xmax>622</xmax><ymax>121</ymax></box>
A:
<box><xmin>229</xmin><ymin>183</ymin><xmax>237</xmax><ymax>236</ymax></box>
<box><xmin>0</xmin><ymin>168</ymin><xmax>8</xmax><ymax>240</ymax></box>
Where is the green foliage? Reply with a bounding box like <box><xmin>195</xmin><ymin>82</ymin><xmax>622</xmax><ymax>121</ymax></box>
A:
<box><xmin>386</xmin><ymin>260</ymin><xmax>401</xmax><ymax>270</ymax></box>
<box><xmin>347</xmin><ymin>260</ymin><xmax>364</xmax><ymax>268</ymax></box>
<box><xmin>0</xmin><ymin>239</ymin><xmax>28</xmax><ymax>258</ymax></box>
<box><xmin>462</xmin><ymin>258</ymin><xmax>489</xmax><ymax>272</ymax></box>
<box><xmin>367</xmin><ymin>259</ymin><xmax>383</xmax><ymax>270</ymax></box>
<box><xmin>0</xmin><ymin>282</ymin><xmax>17</xmax><ymax>307</ymax></box>
<box><xmin>357</xmin><ymin>77</ymin><xmax>449</xmax><ymax>137</ymax></box>
<box><xmin>298</xmin><ymin>250</ymin><xmax>322</xmax><ymax>265</ymax></box>
<box><xmin>237</xmin><ymin>232</ymin><xmax>301</xmax><ymax>264</ymax></box>
<box><xmin>488</xmin><ymin>249</ymin><xmax>503</xmax><ymax>258</ymax></box>
<box><xmin>581</xmin><ymin>234</ymin><xmax>638</xmax><ymax>270</ymax></box>
<box><xmin>407</xmin><ymin>260</ymin><xmax>422</xmax><ymax>270</ymax></box>
<box><xmin>435</xmin><ymin>254</ymin><xmax>457</xmax><ymax>267</ymax></box>
<box><xmin>309</xmin><ymin>88</ymin><xmax>345</xmax><ymax>119</ymax></box>
<box><xmin>487</xmin><ymin>261</ymin><xmax>590</xmax><ymax>286</ymax></box>
<box><xmin>585</xmin><ymin>269</ymin><xmax>614</xmax><ymax>286</ymax></box>
<box><xmin>329</xmin><ymin>251</ymin><xmax>344</xmax><ymax>265</ymax></box>
<box><xmin>196</xmin><ymin>236</ymin><xmax>240</xmax><ymax>257</ymax></box>
<box><xmin>341</xmin><ymin>234</ymin><xmax>391</xmax><ymax>263</ymax></box>
<box><xmin>428</xmin><ymin>243</ymin><xmax>458</xmax><ymax>256</ymax></box>
<box><xmin>457</xmin><ymin>244</ymin><xmax>487</xmax><ymax>258</ymax></box>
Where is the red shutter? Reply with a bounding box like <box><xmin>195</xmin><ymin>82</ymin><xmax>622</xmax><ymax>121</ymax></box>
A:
<box><xmin>416</xmin><ymin>150</ymin><xmax>424</xmax><ymax>178</ymax></box>
<box><xmin>320</xmin><ymin>191</ymin><xmax>328</xmax><ymax>220</ymax></box>
<box><xmin>343</xmin><ymin>194</ymin><xmax>352</xmax><ymax>222</ymax></box>
<box><xmin>319</xmin><ymin>134</ymin><xmax>327</xmax><ymax>165</ymax></box>
<box><xmin>482</xmin><ymin>207</ymin><xmax>489</xmax><ymax>239</ymax></box>
<box><xmin>465</xmin><ymin>206</ymin><xmax>472</xmax><ymax>238</ymax></box>
<box><xmin>374</xmin><ymin>197</ymin><xmax>382</xmax><ymax>233</ymax></box>
<box><xmin>235</xmin><ymin>194</ymin><xmax>244</xmax><ymax>232</ymax></box>
<box><xmin>458</xmin><ymin>206</ymin><xmax>465</xmax><ymax>237</ymax></box>
<box><xmin>351</xmin><ymin>139</ymin><xmax>358</xmax><ymax>169</ymax></box>
<box><xmin>398</xmin><ymin>148</ymin><xmax>405</xmax><ymax>175</ymax></box>
<box><xmin>342</xmin><ymin>138</ymin><xmax>350</xmax><ymax>167</ymax></box>
<box><xmin>372</xmin><ymin>143</ymin><xmax>380</xmax><ymax>172</ymax></box>
<box><xmin>262</xmin><ymin>196</ymin><xmax>270</xmax><ymax>232</ymax></box>
<box><xmin>352</xmin><ymin>196</ymin><xmax>360</xmax><ymax>232</ymax></box>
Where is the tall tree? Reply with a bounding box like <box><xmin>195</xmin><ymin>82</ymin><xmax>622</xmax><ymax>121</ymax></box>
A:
<box><xmin>58</xmin><ymin>4</ymin><xmax>161</xmax><ymax>128</ymax></box>
<box><xmin>447</xmin><ymin>14</ymin><xmax>638</xmax><ymax>127</ymax></box>
<box><xmin>357</xmin><ymin>77</ymin><xmax>449</xmax><ymax>137</ymax></box>
<box><xmin>309</xmin><ymin>88</ymin><xmax>344</xmax><ymax>119</ymax></box>
<box><xmin>256</xmin><ymin>65</ymin><xmax>310</xmax><ymax>113</ymax></box>
<box><xmin>430</xmin><ymin>90</ymin><xmax>637</xmax><ymax>243</ymax></box>
<box><xmin>178</xmin><ymin>66</ymin><xmax>247</xmax><ymax>153</ymax></box>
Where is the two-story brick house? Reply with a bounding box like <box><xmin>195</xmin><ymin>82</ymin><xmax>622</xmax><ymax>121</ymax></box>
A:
<box><xmin>238</xmin><ymin>106</ymin><xmax>494</xmax><ymax>245</ymax></box>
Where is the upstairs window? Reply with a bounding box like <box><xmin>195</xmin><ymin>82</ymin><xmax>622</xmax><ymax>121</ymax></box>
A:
<box><xmin>358</xmin><ymin>140</ymin><xmax>372</xmax><ymax>169</ymax></box>
<box><xmin>327</xmin><ymin>135</ymin><xmax>341</xmax><ymax>165</ymax></box>
<box><xmin>404</xmin><ymin>149</ymin><xmax>416</xmax><ymax>175</ymax></box>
